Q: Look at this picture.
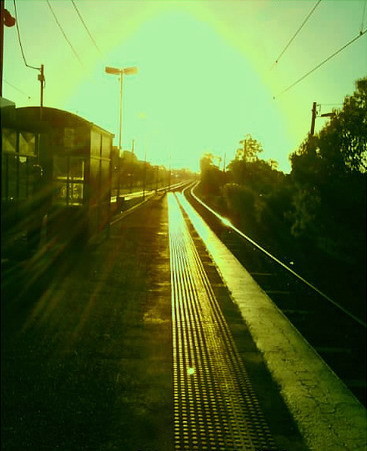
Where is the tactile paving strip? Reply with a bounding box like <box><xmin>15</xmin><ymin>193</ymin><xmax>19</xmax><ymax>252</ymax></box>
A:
<box><xmin>168</xmin><ymin>193</ymin><xmax>278</xmax><ymax>450</ymax></box>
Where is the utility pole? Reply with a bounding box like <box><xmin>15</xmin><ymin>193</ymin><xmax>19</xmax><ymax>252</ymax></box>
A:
<box><xmin>310</xmin><ymin>102</ymin><xmax>335</xmax><ymax>136</ymax></box>
<box><xmin>310</xmin><ymin>101</ymin><xmax>317</xmax><ymax>136</ymax></box>
<box><xmin>119</xmin><ymin>73</ymin><xmax>123</xmax><ymax>149</ymax></box>
<box><xmin>38</xmin><ymin>64</ymin><xmax>45</xmax><ymax>119</ymax></box>
<box><xmin>36</xmin><ymin>64</ymin><xmax>45</xmax><ymax>165</ymax></box>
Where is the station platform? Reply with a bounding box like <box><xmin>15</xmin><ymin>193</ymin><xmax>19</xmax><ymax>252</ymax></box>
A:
<box><xmin>2</xmin><ymin>192</ymin><xmax>366</xmax><ymax>450</ymax></box>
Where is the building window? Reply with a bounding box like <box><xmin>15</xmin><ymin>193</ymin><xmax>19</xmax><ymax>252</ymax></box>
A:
<box><xmin>1</xmin><ymin>154</ymin><xmax>36</xmax><ymax>201</ymax></box>
<box><xmin>2</xmin><ymin>128</ymin><xmax>16</xmax><ymax>153</ymax></box>
<box><xmin>19</xmin><ymin>131</ymin><xmax>36</xmax><ymax>156</ymax></box>
<box><xmin>53</xmin><ymin>155</ymin><xmax>85</xmax><ymax>206</ymax></box>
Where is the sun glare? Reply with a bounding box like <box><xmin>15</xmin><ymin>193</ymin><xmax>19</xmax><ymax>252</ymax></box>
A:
<box><xmin>6</xmin><ymin>1</ymin><xmax>364</xmax><ymax>173</ymax></box>
<box><xmin>58</xmin><ymin>6</ymin><xmax>291</xmax><ymax>172</ymax></box>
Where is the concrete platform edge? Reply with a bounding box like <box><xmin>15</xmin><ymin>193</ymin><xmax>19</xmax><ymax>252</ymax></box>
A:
<box><xmin>177</xmin><ymin>193</ymin><xmax>367</xmax><ymax>451</ymax></box>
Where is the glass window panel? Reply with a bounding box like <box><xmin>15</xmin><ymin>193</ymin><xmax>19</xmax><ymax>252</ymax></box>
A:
<box><xmin>69</xmin><ymin>159</ymin><xmax>85</xmax><ymax>180</ymax></box>
<box><xmin>69</xmin><ymin>183</ymin><xmax>84</xmax><ymax>205</ymax></box>
<box><xmin>54</xmin><ymin>182</ymin><xmax>68</xmax><ymax>204</ymax></box>
<box><xmin>52</xmin><ymin>156</ymin><xmax>85</xmax><ymax>205</ymax></box>
<box><xmin>19</xmin><ymin>131</ymin><xmax>36</xmax><ymax>156</ymax></box>
<box><xmin>53</xmin><ymin>155</ymin><xmax>68</xmax><ymax>179</ymax></box>
<box><xmin>2</xmin><ymin>128</ymin><xmax>16</xmax><ymax>153</ymax></box>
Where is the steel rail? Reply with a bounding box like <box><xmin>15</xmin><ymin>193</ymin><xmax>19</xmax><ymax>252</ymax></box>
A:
<box><xmin>110</xmin><ymin>180</ymin><xmax>193</xmax><ymax>203</ymax></box>
<box><xmin>184</xmin><ymin>182</ymin><xmax>366</xmax><ymax>329</ymax></box>
<box><xmin>109</xmin><ymin>180</ymin><xmax>194</xmax><ymax>225</ymax></box>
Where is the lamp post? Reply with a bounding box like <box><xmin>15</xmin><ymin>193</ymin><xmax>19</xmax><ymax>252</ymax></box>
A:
<box><xmin>105</xmin><ymin>66</ymin><xmax>137</xmax><ymax>204</ymax></box>
<box><xmin>105</xmin><ymin>66</ymin><xmax>138</xmax><ymax>150</ymax></box>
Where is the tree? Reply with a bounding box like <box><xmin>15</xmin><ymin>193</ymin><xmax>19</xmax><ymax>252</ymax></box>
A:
<box><xmin>199</xmin><ymin>153</ymin><xmax>225</xmax><ymax>196</ymax></box>
<box><xmin>337</xmin><ymin>77</ymin><xmax>367</xmax><ymax>172</ymax></box>
<box><xmin>228</xmin><ymin>135</ymin><xmax>268</xmax><ymax>187</ymax></box>
<box><xmin>289</xmin><ymin>77</ymin><xmax>367</xmax><ymax>260</ymax></box>
<box><xmin>291</xmin><ymin>77</ymin><xmax>367</xmax><ymax>179</ymax></box>
<box><xmin>235</xmin><ymin>134</ymin><xmax>263</xmax><ymax>162</ymax></box>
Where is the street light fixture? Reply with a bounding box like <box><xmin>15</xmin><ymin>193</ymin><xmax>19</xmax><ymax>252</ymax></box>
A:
<box><xmin>105</xmin><ymin>66</ymin><xmax>138</xmax><ymax>150</ymax></box>
<box><xmin>320</xmin><ymin>112</ymin><xmax>336</xmax><ymax>118</ymax></box>
<box><xmin>105</xmin><ymin>65</ymin><xmax>137</xmax><ymax>205</ymax></box>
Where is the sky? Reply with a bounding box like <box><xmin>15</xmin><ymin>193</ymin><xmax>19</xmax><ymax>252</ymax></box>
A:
<box><xmin>3</xmin><ymin>0</ymin><xmax>367</xmax><ymax>172</ymax></box>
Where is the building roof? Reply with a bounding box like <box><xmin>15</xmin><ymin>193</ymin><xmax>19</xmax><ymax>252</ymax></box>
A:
<box><xmin>15</xmin><ymin>106</ymin><xmax>114</xmax><ymax>137</ymax></box>
<box><xmin>0</xmin><ymin>97</ymin><xmax>16</xmax><ymax>126</ymax></box>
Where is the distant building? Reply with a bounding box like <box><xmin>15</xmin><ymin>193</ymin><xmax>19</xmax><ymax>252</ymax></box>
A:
<box><xmin>2</xmin><ymin>103</ymin><xmax>115</xmax><ymax>250</ymax></box>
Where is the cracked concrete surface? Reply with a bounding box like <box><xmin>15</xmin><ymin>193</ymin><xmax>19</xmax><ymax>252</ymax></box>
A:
<box><xmin>178</xmin><ymin>193</ymin><xmax>367</xmax><ymax>451</ymax></box>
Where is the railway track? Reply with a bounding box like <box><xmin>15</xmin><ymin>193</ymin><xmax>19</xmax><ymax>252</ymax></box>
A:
<box><xmin>183</xmin><ymin>182</ymin><xmax>366</xmax><ymax>407</ymax></box>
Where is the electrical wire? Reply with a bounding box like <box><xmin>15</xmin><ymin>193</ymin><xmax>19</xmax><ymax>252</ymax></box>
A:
<box><xmin>4</xmin><ymin>79</ymin><xmax>32</xmax><ymax>99</ymax></box>
<box><xmin>70</xmin><ymin>0</ymin><xmax>101</xmax><ymax>54</ymax></box>
<box><xmin>46</xmin><ymin>0</ymin><xmax>83</xmax><ymax>66</ymax></box>
<box><xmin>12</xmin><ymin>0</ymin><xmax>39</xmax><ymax>70</ymax></box>
<box><xmin>275</xmin><ymin>29</ymin><xmax>367</xmax><ymax>98</ymax></box>
<box><xmin>273</xmin><ymin>0</ymin><xmax>322</xmax><ymax>66</ymax></box>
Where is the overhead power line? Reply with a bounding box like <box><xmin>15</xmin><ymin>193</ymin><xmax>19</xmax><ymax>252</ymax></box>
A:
<box><xmin>273</xmin><ymin>0</ymin><xmax>322</xmax><ymax>67</ymax></box>
<box><xmin>71</xmin><ymin>0</ymin><xmax>101</xmax><ymax>54</ymax></box>
<box><xmin>13</xmin><ymin>0</ymin><xmax>39</xmax><ymax>70</ymax></box>
<box><xmin>275</xmin><ymin>29</ymin><xmax>367</xmax><ymax>98</ymax></box>
<box><xmin>46</xmin><ymin>0</ymin><xmax>83</xmax><ymax>66</ymax></box>
<box><xmin>4</xmin><ymin>79</ymin><xmax>31</xmax><ymax>99</ymax></box>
